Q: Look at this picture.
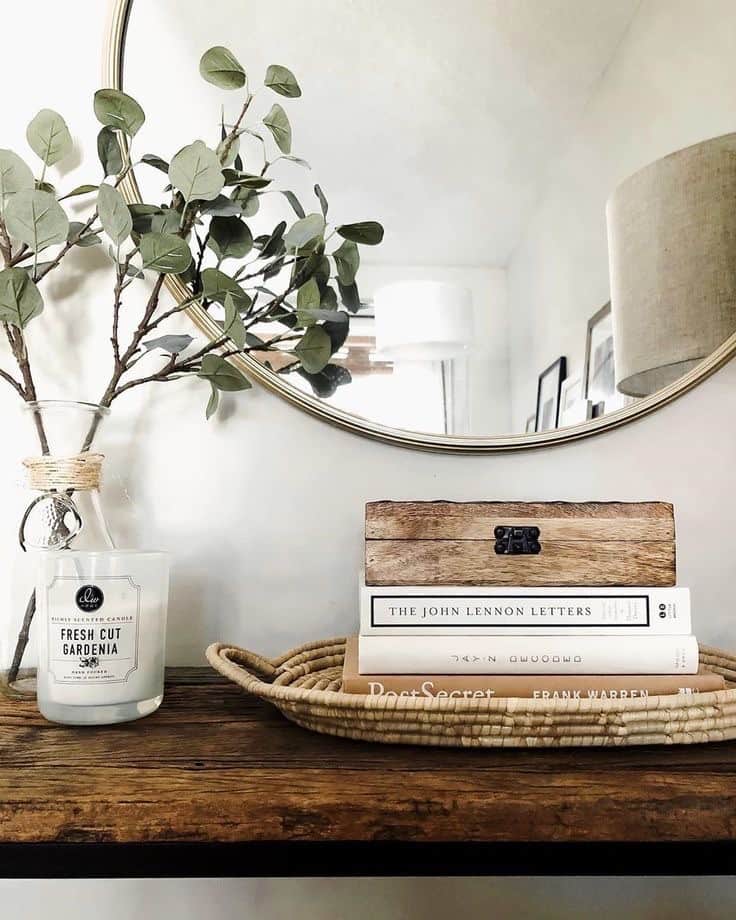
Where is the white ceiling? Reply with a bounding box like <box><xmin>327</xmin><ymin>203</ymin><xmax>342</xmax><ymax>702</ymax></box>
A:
<box><xmin>126</xmin><ymin>0</ymin><xmax>642</xmax><ymax>266</ymax></box>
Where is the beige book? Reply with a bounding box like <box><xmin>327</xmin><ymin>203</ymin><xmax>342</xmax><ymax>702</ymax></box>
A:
<box><xmin>341</xmin><ymin>636</ymin><xmax>725</xmax><ymax>699</ymax></box>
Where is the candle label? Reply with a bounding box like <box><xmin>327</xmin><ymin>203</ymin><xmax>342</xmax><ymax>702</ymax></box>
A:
<box><xmin>45</xmin><ymin>575</ymin><xmax>141</xmax><ymax>684</ymax></box>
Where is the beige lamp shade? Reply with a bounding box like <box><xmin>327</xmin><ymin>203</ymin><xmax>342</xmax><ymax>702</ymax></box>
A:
<box><xmin>606</xmin><ymin>133</ymin><xmax>736</xmax><ymax>397</ymax></box>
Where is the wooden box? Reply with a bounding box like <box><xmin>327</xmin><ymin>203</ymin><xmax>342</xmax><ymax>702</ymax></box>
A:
<box><xmin>365</xmin><ymin>501</ymin><xmax>676</xmax><ymax>587</ymax></box>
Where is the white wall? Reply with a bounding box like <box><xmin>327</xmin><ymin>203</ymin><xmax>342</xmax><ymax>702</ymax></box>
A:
<box><xmin>2</xmin><ymin>2</ymin><xmax>736</xmax><ymax>916</ymax></box>
<box><xmin>507</xmin><ymin>0</ymin><xmax>736</xmax><ymax>430</ymax></box>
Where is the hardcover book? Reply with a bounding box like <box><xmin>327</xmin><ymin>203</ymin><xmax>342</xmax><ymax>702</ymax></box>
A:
<box><xmin>360</xmin><ymin>583</ymin><xmax>691</xmax><ymax>636</ymax></box>
<box><xmin>357</xmin><ymin>634</ymin><xmax>700</xmax><ymax>675</ymax></box>
<box><xmin>342</xmin><ymin>637</ymin><xmax>724</xmax><ymax>698</ymax></box>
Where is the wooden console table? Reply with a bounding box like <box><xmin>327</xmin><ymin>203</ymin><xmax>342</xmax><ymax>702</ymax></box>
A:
<box><xmin>1</xmin><ymin>668</ymin><xmax>736</xmax><ymax>877</ymax></box>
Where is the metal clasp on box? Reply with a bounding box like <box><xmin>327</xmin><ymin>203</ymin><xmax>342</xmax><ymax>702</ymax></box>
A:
<box><xmin>494</xmin><ymin>525</ymin><xmax>541</xmax><ymax>555</ymax></box>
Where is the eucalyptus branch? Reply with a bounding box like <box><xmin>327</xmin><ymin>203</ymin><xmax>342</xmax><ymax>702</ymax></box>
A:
<box><xmin>4</xmin><ymin>322</ymin><xmax>49</xmax><ymax>452</ymax></box>
<box><xmin>98</xmin><ymin>273</ymin><xmax>167</xmax><ymax>407</ymax></box>
<box><xmin>111</xmin><ymin>247</ymin><xmax>139</xmax><ymax>367</ymax></box>
<box><xmin>8</xmin><ymin>244</ymin><xmax>29</xmax><ymax>267</ymax></box>
<box><xmin>238</xmin><ymin>256</ymin><xmax>297</xmax><ymax>283</ymax></box>
<box><xmin>2</xmin><ymin>47</ymin><xmax>386</xmax><ymax>688</ymax></box>
<box><xmin>219</xmin><ymin>91</ymin><xmax>253</xmax><ymax>165</ymax></box>
<box><xmin>111</xmin><ymin>334</ymin><xmax>231</xmax><ymax>398</ymax></box>
<box><xmin>0</xmin><ymin>364</ymin><xmax>25</xmax><ymax>398</ymax></box>
<box><xmin>34</xmin><ymin>213</ymin><xmax>98</xmax><ymax>282</ymax></box>
<box><xmin>144</xmin><ymin>294</ymin><xmax>202</xmax><ymax>333</ymax></box>
<box><xmin>0</xmin><ymin>218</ymin><xmax>13</xmax><ymax>264</ymax></box>
<box><xmin>193</xmin><ymin>229</ymin><xmax>210</xmax><ymax>290</ymax></box>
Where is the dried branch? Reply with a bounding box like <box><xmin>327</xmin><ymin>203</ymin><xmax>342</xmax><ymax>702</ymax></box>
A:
<box><xmin>0</xmin><ymin>365</ymin><xmax>25</xmax><ymax>398</ymax></box>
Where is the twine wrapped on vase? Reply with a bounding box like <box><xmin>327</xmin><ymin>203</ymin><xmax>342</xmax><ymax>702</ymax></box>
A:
<box><xmin>19</xmin><ymin>453</ymin><xmax>105</xmax><ymax>552</ymax></box>
<box><xmin>22</xmin><ymin>453</ymin><xmax>104</xmax><ymax>493</ymax></box>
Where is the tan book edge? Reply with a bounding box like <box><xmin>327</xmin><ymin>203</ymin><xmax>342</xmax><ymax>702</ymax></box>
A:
<box><xmin>342</xmin><ymin>637</ymin><xmax>725</xmax><ymax>699</ymax></box>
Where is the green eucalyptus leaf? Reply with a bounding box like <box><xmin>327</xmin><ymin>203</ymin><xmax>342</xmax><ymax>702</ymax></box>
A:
<box><xmin>201</xmin><ymin>194</ymin><xmax>242</xmax><ymax>217</ymax></box>
<box><xmin>230</xmin><ymin>186</ymin><xmax>260</xmax><ymax>217</ymax></box>
<box><xmin>150</xmin><ymin>208</ymin><xmax>181</xmax><ymax>235</ymax></box>
<box><xmin>338</xmin><ymin>278</ymin><xmax>362</xmax><ymax>313</ymax></box>
<box><xmin>208</xmin><ymin>215</ymin><xmax>253</xmax><ymax>261</ymax></box>
<box><xmin>263</xmin><ymin>104</ymin><xmax>292</xmax><ymax>154</ymax></box>
<box><xmin>144</xmin><ymin>334</ymin><xmax>193</xmax><ymax>354</ymax></box>
<box><xmin>216</xmin><ymin>136</ymin><xmax>240</xmax><ymax>168</ymax></box>
<box><xmin>128</xmin><ymin>203</ymin><xmax>162</xmax><ymax>235</ymax></box>
<box><xmin>259</xmin><ymin>220</ymin><xmax>286</xmax><ymax>259</ymax></box>
<box><xmin>320</xmin><ymin>285</ymin><xmax>338</xmax><ymax>311</ymax></box>
<box><xmin>198</xmin><ymin>353</ymin><xmax>251</xmax><ymax>390</ymax></box>
<box><xmin>0</xmin><ymin>267</ymin><xmax>43</xmax><ymax>327</ymax></box>
<box><xmin>245</xmin><ymin>331</ymin><xmax>265</xmax><ymax>348</ymax></box>
<box><xmin>205</xmin><ymin>380</ymin><xmax>219</xmax><ymax>419</ymax></box>
<box><xmin>201</xmin><ymin>267</ymin><xmax>251</xmax><ymax>311</ymax></box>
<box><xmin>284</xmin><ymin>213</ymin><xmax>325</xmax><ymax>251</ymax></box>
<box><xmin>0</xmin><ymin>149</ymin><xmax>34</xmax><ymax>216</ymax></box>
<box><xmin>26</xmin><ymin>109</ymin><xmax>73</xmax><ymax>167</ymax></box>
<box><xmin>199</xmin><ymin>46</ymin><xmax>246</xmax><ymax>89</ymax></box>
<box><xmin>140</xmin><ymin>153</ymin><xmax>169</xmax><ymax>173</ymax></box>
<box><xmin>177</xmin><ymin>262</ymin><xmax>195</xmax><ymax>284</ymax></box>
<box><xmin>68</xmin><ymin>221</ymin><xmax>102</xmax><ymax>247</ymax></box>
<box><xmin>97</xmin><ymin>182</ymin><xmax>132</xmax><ymax>246</ymax></box>
<box><xmin>94</xmin><ymin>89</ymin><xmax>145</xmax><ymax>137</ymax></box>
<box><xmin>97</xmin><ymin>127</ymin><xmax>123</xmax><ymax>177</ymax></box>
<box><xmin>291</xmin><ymin>246</ymin><xmax>325</xmax><ymax>288</ymax></box>
<box><xmin>337</xmin><ymin>221</ymin><xmax>384</xmax><ymax>245</ymax></box>
<box><xmin>298</xmin><ymin>306</ymin><xmax>346</xmax><ymax>329</ymax></box>
<box><xmin>294</xmin><ymin>325</ymin><xmax>332</xmax><ymax>373</ymax></box>
<box><xmin>297</xmin><ymin>277</ymin><xmax>320</xmax><ymax>313</ymax></box>
<box><xmin>262</xmin><ymin>257</ymin><xmax>286</xmax><ymax>281</ymax></box>
<box><xmin>276</xmin><ymin>155</ymin><xmax>310</xmax><ymax>169</ymax></box>
<box><xmin>323</xmin><ymin>308</ymin><xmax>349</xmax><ymax>352</ymax></box>
<box><xmin>264</xmin><ymin>64</ymin><xmax>301</xmax><ymax>98</ymax></box>
<box><xmin>222</xmin><ymin>292</ymin><xmax>246</xmax><ymax>347</ymax></box>
<box><xmin>229</xmin><ymin>174</ymin><xmax>270</xmax><ymax>190</ymax></box>
<box><xmin>314</xmin><ymin>183</ymin><xmax>328</xmax><ymax>217</ymax></box>
<box><xmin>4</xmin><ymin>189</ymin><xmax>68</xmax><ymax>252</ymax></box>
<box><xmin>168</xmin><ymin>140</ymin><xmax>224</xmax><ymax>202</ymax></box>
<box><xmin>60</xmin><ymin>184</ymin><xmax>98</xmax><ymax>201</ymax></box>
<box><xmin>280</xmin><ymin>190</ymin><xmax>305</xmax><ymax>218</ymax></box>
<box><xmin>35</xmin><ymin>181</ymin><xmax>56</xmax><ymax>194</ymax></box>
<box><xmin>333</xmin><ymin>239</ymin><xmax>360</xmax><ymax>285</ymax></box>
<box><xmin>298</xmin><ymin>363</ymin><xmax>351</xmax><ymax>398</ymax></box>
<box><xmin>139</xmin><ymin>232</ymin><xmax>193</xmax><ymax>274</ymax></box>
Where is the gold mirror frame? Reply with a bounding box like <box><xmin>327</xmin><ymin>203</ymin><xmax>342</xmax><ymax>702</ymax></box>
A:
<box><xmin>105</xmin><ymin>0</ymin><xmax>736</xmax><ymax>453</ymax></box>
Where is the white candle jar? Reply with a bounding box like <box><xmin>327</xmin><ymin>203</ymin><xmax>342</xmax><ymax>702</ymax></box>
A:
<box><xmin>36</xmin><ymin>550</ymin><xmax>169</xmax><ymax>725</ymax></box>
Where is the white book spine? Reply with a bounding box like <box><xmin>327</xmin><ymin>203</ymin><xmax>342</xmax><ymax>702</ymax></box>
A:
<box><xmin>357</xmin><ymin>635</ymin><xmax>700</xmax><ymax>675</ymax></box>
<box><xmin>359</xmin><ymin>585</ymin><xmax>691</xmax><ymax>636</ymax></box>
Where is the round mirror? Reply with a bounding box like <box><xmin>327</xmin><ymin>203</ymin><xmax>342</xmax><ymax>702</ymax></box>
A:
<box><xmin>108</xmin><ymin>0</ymin><xmax>736</xmax><ymax>451</ymax></box>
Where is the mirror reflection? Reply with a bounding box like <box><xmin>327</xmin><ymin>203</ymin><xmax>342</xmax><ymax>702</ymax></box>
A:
<box><xmin>122</xmin><ymin>0</ymin><xmax>736</xmax><ymax>438</ymax></box>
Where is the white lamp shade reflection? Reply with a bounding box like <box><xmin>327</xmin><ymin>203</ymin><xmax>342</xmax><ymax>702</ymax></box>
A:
<box><xmin>373</xmin><ymin>281</ymin><xmax>475</xmax><ymax>360</ymax></box>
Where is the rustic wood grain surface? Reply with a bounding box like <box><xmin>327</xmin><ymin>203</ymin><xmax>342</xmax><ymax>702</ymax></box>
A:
<box><xmin>365</xmin><ymin>501</ymin><xmax>676</xmax><ymax>541</ymax></box>
<box><xmin>365</xmin><ymin>539</ymin><xmax>676</xmax><ymax>586</ymax></box>
<box><xmin>365</xmin><ymin>501</ymin><xmax>676</xmax><ymax>586</ymax></box>
<box><xmin>2</xmin><ymin>668</ymin><xmax>735</xmax><ymax>845</ymax></box>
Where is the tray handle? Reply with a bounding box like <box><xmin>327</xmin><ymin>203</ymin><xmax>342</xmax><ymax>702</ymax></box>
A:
<box><xmin>205</xmin><ymin>642</ymin><xmax>278</xmax><ymax>691</ymax></box>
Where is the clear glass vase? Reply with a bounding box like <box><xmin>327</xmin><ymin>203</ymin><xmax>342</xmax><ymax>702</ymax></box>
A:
<box><xmin>0</xmin><ymin>400</ymin><xmax>113</xmax><ymax>700</ymax></box>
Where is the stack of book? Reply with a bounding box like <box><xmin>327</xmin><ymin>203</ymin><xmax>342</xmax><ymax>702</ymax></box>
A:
<box><xmin>343</xmin><ymin>582</ymin><xmax>725</xmax><ymax>698</ymax></box>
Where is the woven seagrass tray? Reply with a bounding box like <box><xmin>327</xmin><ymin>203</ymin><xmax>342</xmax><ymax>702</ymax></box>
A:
<box><xmin>205</xmin><ymin>638</ymin><xmax>736</xmax><ymax>748</ymax></box>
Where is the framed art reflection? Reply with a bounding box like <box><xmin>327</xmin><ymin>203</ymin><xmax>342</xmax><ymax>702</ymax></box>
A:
<box><xmin>535</xmin><ymin>357</ymin><xmax>567</xmax><ymax>432</ymax></box>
